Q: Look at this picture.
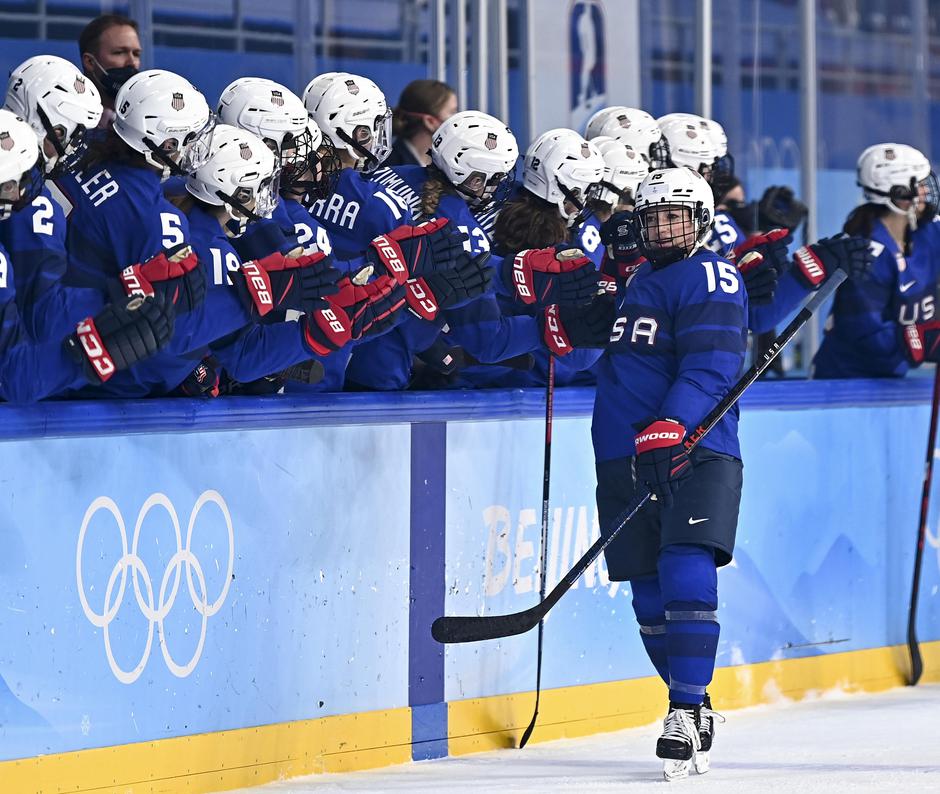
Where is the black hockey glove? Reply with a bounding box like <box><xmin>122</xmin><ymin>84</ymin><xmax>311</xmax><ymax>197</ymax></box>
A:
<box><xmin>406</xmin><ymin>252</ymin><xmax>493</xmax><ymax>321</ymax></box>
<box><xmin>539</xmin><ymin>295</ymin><xmax>616</xmax><ymax>356</ymax></box>
<box><xmin>365</xmin><ymin>218</ymin><xmax>472</xmax><ymax>284</ymax></box>
<box><xmin>757</xmin><ymin>185</ymin><xmax>808</xmax><ymax>232</ymax></box>
<box><xmin>600</xmin><ymin>211</ymin><xmax>646</xmax><ymax>280</ymax></box>
<box><xmin>728</xmin><ymin>228</ymin><xmax>793</xmax><ymax>304</ymax></box>
<box><xmin>793</xmin><ymin>234</ymin><xmax>874</xmax><ymax>289</ymax></box>
<box><xmin>633</xmin><ymin>418</ymin><xmax>693</xmax><ymax>509</ymax></box>
<box><xmin>65</xmin><ymin>294</ymin><xmax>175</xmax><ymax>383</ymax></box>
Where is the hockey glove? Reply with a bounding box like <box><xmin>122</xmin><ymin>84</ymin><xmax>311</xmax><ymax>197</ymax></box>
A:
<box><xmin>119</xmin><ymin>244</ymin><xmax>206</xmax><ymax>314</ymax></box>
<box><xmin>757</xmin><ymin>185</ymin><xmax>808</xmax><ymax>232</ymax></box>
<box><xmin>793</xmin><ymin>234</ymin><xmax>874</xmax><ymax>289</ymax></box>
<box><xmin>176</xmin><ymin>357</ymin><xmax>221</xmax><ymax>398</ymax></box>
<box><xmin>634</xmin><ymin>418</ymin><xmax>693</xmax><ymax>509</ymax></box>
<box><xmin>729</xmin><ymin>229</ymin><xmax>793</xmax><ymax>304</ymax></box>
<box><xmin>231</xmin><ymin>250</ymin><xmax>342</xmax><ymax>316</ymax></box>
<box><xmin>600</xmin><ymin>210</ymin><xmax>646</xmax><ymax>279</ymax></box>
<box><xmin>365</xmin><ymin>218</ymin><xmax>471</xmax><ymax>285</ymax></box>
<box><xmin>65</xmin><ymin>294</ymin><xmax>175</xmax><ymax>383</ymax></box>
<box><xmin>302</xmin><ymin>273</ymin><xmax>407</xmax><ymax>355</ymax></box>
<box><xmin>539</xmin><ymin>295</ymin><xmax>616</xmax><ymax>356</ymax></box>
<box><xmin>504</xmin><ymin>246</ymin><xmax>601</xmax><ymax>307</ymax></box>
<box><xmin>407</xmin><ymin>252</ymin><xmax>494</xmax><ymax>321</ymax></box>
<box><xmin>903</xmin><ymin>320</ymin><xmax>940</xmax><ymax>365</ymax></box>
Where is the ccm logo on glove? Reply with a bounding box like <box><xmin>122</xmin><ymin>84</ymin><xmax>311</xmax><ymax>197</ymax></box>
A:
<box><xmin>74</xmin><ymin>317</ymin><xmax>115</xmax><ymax>381</ymax></box>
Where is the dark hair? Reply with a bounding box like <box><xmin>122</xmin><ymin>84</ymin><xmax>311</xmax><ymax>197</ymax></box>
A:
<box><xmin>78</xmin><ymin>128</ymin><xmax>147</xmax><ymax>172</ymax></box>
<box><xmin>392</xmin><ymin>80</ymin><xmax>455</xmax><ymax>138</ymax></box>
<box><xmin>419</xmin><ymin>166</ymin><xmax>457</xmax><ymax>217</ymax></box>
<box><xmin>843</xmin><ymin>202</ymin><xmax>911</xmax><ymax>254</ymax></box>
<box><xmin>492</xmin><ymin>189</ymin><xmax>568</xmax><ymax>256</ymax></box>
<box><xmin>79</xmin><ymin>14</ymin><xmax>139</xmax><ymax>58</ymax></box>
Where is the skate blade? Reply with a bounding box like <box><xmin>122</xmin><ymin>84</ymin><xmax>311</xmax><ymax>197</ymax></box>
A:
<box><xmin>663</xmin><ymin>759</ymin><xmax>692</xmax><ymax>781</ymax></box>
<box><xmin>694</xmin><ymin>750</ymin><xmax>710</xmax><ymax>774</ymax></box>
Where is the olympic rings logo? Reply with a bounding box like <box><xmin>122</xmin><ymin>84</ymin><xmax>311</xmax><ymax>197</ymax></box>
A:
<box><xmin>76</xmin><ymin>491</ymin><xmax>234</xmax><ymax>684</ymax></box>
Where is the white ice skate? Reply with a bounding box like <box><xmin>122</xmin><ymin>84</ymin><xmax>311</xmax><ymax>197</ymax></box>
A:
<box><xmin>656</xmin><ymin>704</ymin><xmax>701</xmax><ymax>781</ymax></box>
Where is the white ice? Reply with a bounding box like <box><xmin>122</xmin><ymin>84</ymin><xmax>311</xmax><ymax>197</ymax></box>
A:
<box><xmin>227</xmin><ymin>684</ymin><xmax>940</xmax><ymax>793</ymax></box>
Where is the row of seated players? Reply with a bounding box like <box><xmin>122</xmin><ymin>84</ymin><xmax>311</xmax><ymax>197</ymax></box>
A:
<box><xmin>0</xmin><ymin>57</ymin><xmax>879</xmax><ymax>402</ymax></box>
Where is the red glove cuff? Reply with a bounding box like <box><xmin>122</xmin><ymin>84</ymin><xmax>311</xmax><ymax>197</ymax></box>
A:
<box><xmin>304</xmin><ymin>302</ymin><xmax>352</xmax><ymax>355</ymax></box>
<box><xmin>731</xmin><ymin>227</ymin><xmax>789</xmax><ymax>260</ymax></box>
<box><xmin>634</xmin><ymin>419</ymin><xmax>687</xmax><ymax>455</ymax></box>
<box><xmin>793</xmin><ymin>246</ymin><xmax>827</xmax><ymax>287</ymax></box>
<box><xmin>369</xmin><ymin>235</ymin><xmax>410</xmax><ymax>284</ymax></box>
<box><xmin>542</xmin><ymin>304</ymin><xmax>572</xmax><ymax>356</ymax></box>
<box><xmin>240</xmin><ymin>260</ymin><xmax>276</xmax><ymax>316</ymax></box>
<box><xmin>405</xmin><ymin>278</ymin><xmax>440</xmax><ymax>321</ymax></box>
<box><xmin>120</xmin><ymin>264</ymin><xmax>156</xmax><ymax>298</ymax></box>
<box><xmin>74</xmin><ymin>317</ymin><xmax>116</xmax><ymax>382</ymax></box>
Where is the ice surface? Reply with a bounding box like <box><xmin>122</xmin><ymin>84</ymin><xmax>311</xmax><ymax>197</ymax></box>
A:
<box><xmin>226</xmin><ymin>684</ymin><xmax>940</xmax><ymax>793</ymax></box>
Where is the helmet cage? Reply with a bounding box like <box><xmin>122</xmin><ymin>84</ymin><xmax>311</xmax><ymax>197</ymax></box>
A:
<box><xmin>35</xmin><ymin>103</ymin><xmax>89</xmax><ymax>175</ymax></box>
<box><xmin>295</xmin><ymin>131</ymin><xmax>342</xmax><ymax>207</ymax></box>
<box><xmin>143</xmin><ymin>113</ymin><xmax>217</xmax><ymax>178</ymax></box>
<box><xmin>334</xmin><ymin>108</ymin><xmax>392</xmax><ymax>173</ymax></box>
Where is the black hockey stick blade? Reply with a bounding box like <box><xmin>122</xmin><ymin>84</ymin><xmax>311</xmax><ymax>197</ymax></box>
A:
<box><xmin>432</xmin><ymin>269</ymin><xmax>847</xmax><ymax>645</ymax></box>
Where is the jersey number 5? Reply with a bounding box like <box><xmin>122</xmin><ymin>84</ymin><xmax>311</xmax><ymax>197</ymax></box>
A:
<box><xmin>702</xmin><ymin>261</ymin><xmax>739</xmax><ymax>294</ymax></box>
<box><xmin>160</xmin><ymin>213</ymin><xmax>185</xmax><ymax>248</ymax></box>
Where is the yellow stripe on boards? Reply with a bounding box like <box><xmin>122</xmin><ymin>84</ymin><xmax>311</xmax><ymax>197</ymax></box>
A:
<box><xmin>0</xmin><ymin>707</ymin><xmax>411</xmax><ymax>794</ymax></box>
<box><xmin>448</xmin><ymin>640</ymin><xmax>940</xmax><ymax>752</ymax></box>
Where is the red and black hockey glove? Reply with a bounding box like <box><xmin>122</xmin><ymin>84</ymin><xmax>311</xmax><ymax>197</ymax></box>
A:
<box><xmin>903</xmin><ymin>320</ymin><xmax>940</xmax><ymax>365</ymax></box>
<box><xmin>232</xmin><ymin>250</ymin><xmax>342</xmax><ymax>316</ymax></box>
<box><xmin>406</xmin><ymin>252</ymin><xmax>493</xmax><ymax>321</ymax></box>
<box><xmin>503</xmin><ymin>246</ymin><xmax>601</xmax><ymax>307</ymax></box>
<box><xmin>538</xmin><ymin>295</ymin><xmax>616</xmax><ymax>356</ymax></box>
<box><xmin>365</xmin><ymin>218</ymin><xmax>471</xmax><ymax>285</ymax></box>
<box><xmin>633</xmin><ymin>418</ymin><xmax>693</xmax><ymax>509</ymax></box>
<box><xmin>792</xmin><ymin>234</ymin><xmax>873</xmax><ymax>289</ymax></box>
<box><xmin>600</xmin><ymin>210</ymin><xmax>646</xmax><ymax>280</ymax></box>
<box><xmin>302</xmin><ymin>273</ymin><xmax>407</xmax><ymax>355</ymax></box>
<box><xmin>64</xmin><ymin>294</ymin><xmax>175</xmax><ymax>383</ymax></box>
<box><xmin>119</xmin><ymin>244</ymin><xmax>206</xmax><ymax>314</ymax></box>
<box><xmin>728</xmin><ymin>228</ymin><xmax>792</xmax><ymax>305</ymax></box>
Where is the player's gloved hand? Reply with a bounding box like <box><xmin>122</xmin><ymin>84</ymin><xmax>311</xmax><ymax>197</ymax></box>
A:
<box><xmin>503</xmin><ymin>246</ymin><xmax>601</xmax><ymax>307</ymax></box>
<box><xmin>758</xmin><ymin>185</ymin><xmax>808</xmax><ymax>231</ymax></box>
<box><xmin>302</xmin><ymin>272</ymin><xmax>407</xmax><ymax>355</ymax></box>
<box><xmin>633</xmin><ymin>418</ymin><xmax>693</xmax><ymax>509</ymax></box>
<box><xmin>119</xmin><ymin>244</ymin><xmax>206</xmax><ymax>314</ymax></box>
<box><xmin>538</xmin><ymin>295</ymin><xmax>616</xmax><ymax>356</ymax></box>
<box><xmin>902</xmin><ymin>321</ymin><xmax>940</xmax><ymax>365</ymax></box>
<box><xmin>406</xmin><ymin>252</ymin><xmax>493</xmax><ymax>321</ymax></box>
<box><xmin>792</xmin><ymin>234</ymin><xmax>874</xmax><ymax>289</ymax></box>
<box><xmin>600</xmin><ymin>210</ymin><xmax>646</xmax><ymax>279</ymax></box>
<box><xmin>176</xmin><ymin>357</ymin><xmax>221</xmax><ymax>397</ymax></box>
<box><xmin>365</xmin><ymin>218</ymin><xmax>471</xmax><ymax>285</ymax></box>
<box><xmin>728</xmin><ymin>229</ymin><xmax>793</xmax><ymax>304</ymax></box>
<box><xmin>231</xmin><ymin>250</ymin><xmax>342</xmax><ymax>316</ymax></box>
<box><xmin>64</xmin><ymin>294</ymin><xmax>175</xmax><ymax>383</ymax></box>
<box><xmin>228</xmin><ymin>219</ymin><xmax>298</xmax><ymax>261</ymax></box>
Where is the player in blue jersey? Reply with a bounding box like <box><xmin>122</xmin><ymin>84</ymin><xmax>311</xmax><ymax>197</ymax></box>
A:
<box><xmin>593</xmin><ymin>167</ymin><xmax>746</xmax><ymax>779</ymax></box>
<box><xmin>344</xmin><ymin>110</ymin><xmax>552</xmax><ymax>389</ymax></box>
<box><xmin>0</xmin><ymin>109</ymin><xmax>173</xmax><ymax>401</ymax></box>
<box><xmin>303</xmin><ymin>72</ymin><xmax>417</xmax><ymax>260</ymax></box>
<box><xmin>815</xmin><ymin>143</ymin><xmax>940</xmax><ymax>377</ymax></box>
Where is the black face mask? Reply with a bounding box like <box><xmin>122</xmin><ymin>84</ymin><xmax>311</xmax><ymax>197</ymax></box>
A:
<box><xmin>91</xmin><ymin>57</ymin><xmax>138</xmax><ymax>99</ymax></box>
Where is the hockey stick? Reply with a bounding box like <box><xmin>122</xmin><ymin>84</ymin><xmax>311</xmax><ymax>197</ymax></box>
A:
<box><xmin>906</xmin><ymin>363</ymin><xmax>940</xmax><ymax>685</ymax></box>
<box><xmin>431</xmin><ymin>268</ymin><xmax>847</xmax><ymax>645</ymax></box>
<box><xmin>519</xmin><ymin>355</ymin><xmax>555</xmax><ymax>749</ymax></box>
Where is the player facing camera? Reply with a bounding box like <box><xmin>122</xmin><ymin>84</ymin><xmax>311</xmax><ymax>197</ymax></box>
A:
<box><xmin>633</xmin><ymin>168</ymin><xmax>714</xmax><ymax>268</ymax></box>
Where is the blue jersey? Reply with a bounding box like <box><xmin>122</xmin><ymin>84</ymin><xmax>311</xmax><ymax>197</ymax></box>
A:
<box><xmin>0</xmin><ymin>240</ymin><xmax>87</xmax><ymax>402</ymax></box>
<box><xmin>310</xmin><ymin>168</ymin><xmax>413</xmax><ymax>259</ymax></box>
<box><xmin>705</xmin><ymin>210</ymin><xmax>744</xmax><ymax>256</ymax></box>
<box><xmin>574</xmin><ymin>215</ymin><xmax>604</xmax><ymax>267</ymax></box>
<box><xmin>813</xmin><ymin>219</ymin><xmax>940</xmax><ymax>379</ymax></box>
<box><xmin>592</xmin><ymin>249</ymin><xmax>748</xmax><ymax>463</ymax></box>
<box><xmin>0</xmin><ymin>185</ymin><xmax>103</xmax><ymax>340</ymax></box>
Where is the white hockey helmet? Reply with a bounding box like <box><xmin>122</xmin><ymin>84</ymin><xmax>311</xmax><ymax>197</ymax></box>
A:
<box><xmin>857</xmin><ymin>143</ymin><xmax>938</xmax><ymax>225</ymax></box>
<box><xmin>656</xmin><ymin>113</ymin><xmax>719</xmax><ymax>174</ymax></box>
<box><xmin>0</xmin><ymin>108</ymin><xmax>44</xmax><ymax>220</ymax></box>
<box><xmin>186</xmin><ymin>124</ymin><xmax>280</xmax><ymax>225</ymax></box>
<box><xmin>585</xmin><ymin>105</ymin><xmax>665</xmax><ymax>165</ymax></box>
<box><xmin>523</xmin><ymin>128</ymin><xmax>605</xmax><ymax>223</ymax></box>
<box><xmin>633</xmin><ymin>167</ymin><xmax>715</xmax><ymax>266</ymax></box>
<box><xmin>113</xmin><ymin>69</ymin><xmax>216</xmax><ymax>180</ymax></box>
<box><xmin>590</xmin><ymin>136</ymin><xmax>650</xmax><ymax>207</ymax></box>
<box><xmin>4</xmin><ymin>55</ymin><xmax>102</xmax><ymax>174</ymax></box>
<box><xmin>430</xmin><ymin>110</ymin><xmax>519</xmax><ymax>208</ymax></box>
<box><xmin>303</xmin><ymin>71</ymin><xmax>391</xmax><ymax>173</ymax></box>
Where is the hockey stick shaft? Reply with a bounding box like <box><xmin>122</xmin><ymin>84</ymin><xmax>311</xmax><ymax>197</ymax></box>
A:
<box><xmin>907</xmin><ymin>363</ymin><xmax>940</xmax><ymax>685</ymax></box>
<box><xmin>519</xmin><ymin>355</ymin><xmax>555</xmax><ymax>749</ymax></box>
<box><xmin>431</xmin><ymin>269</ymin><xmax>846</xmax><ymax>645</ymax></box>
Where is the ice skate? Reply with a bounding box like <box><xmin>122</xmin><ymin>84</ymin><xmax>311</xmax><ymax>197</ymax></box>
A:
<box><xmin>693</xmin><ymin>693</ymin><xmax>725</xmax><ymax>774</ymax></box>
<box><xmin>656</xmin><ymin>703</ymin><xmax>701</xmax><ymax>781</ymax></box>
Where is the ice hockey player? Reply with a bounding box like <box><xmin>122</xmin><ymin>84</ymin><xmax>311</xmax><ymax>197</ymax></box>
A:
<box><xmin>593</xmin><ymin>167</ymin><xmax>744</xmax><ymax>780</ymax></box>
